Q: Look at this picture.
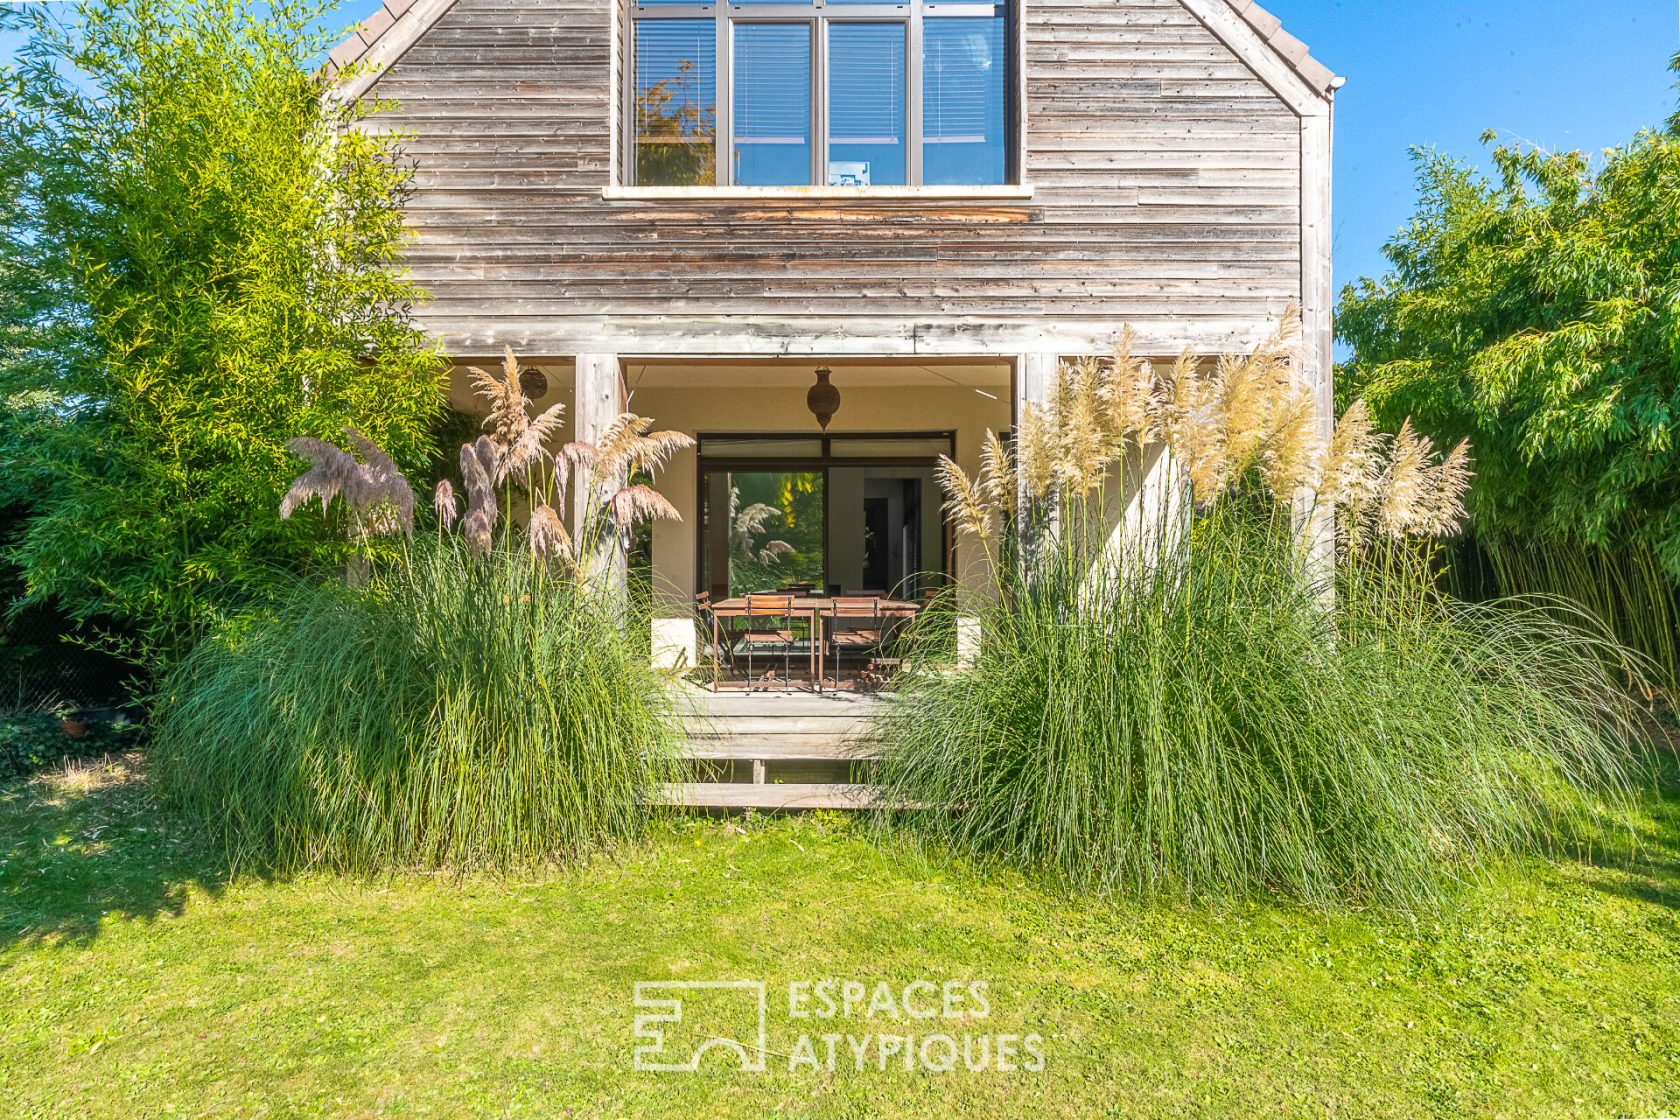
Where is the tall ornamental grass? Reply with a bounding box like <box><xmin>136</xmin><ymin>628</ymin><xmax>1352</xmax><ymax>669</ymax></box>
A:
<box><xmin>153</xmin><ymin>349</ymin><xmax>690</xmax><ymax>873</ymax></box>
<box><xmin>876</xmin><ymin>316</ymin><xmax>1645</xmax><ymax>908</ymax></box>
<box><xmin>154</xmin><ymin>543</ymin><xmax>678</xmax><ymax>872</ymax></box>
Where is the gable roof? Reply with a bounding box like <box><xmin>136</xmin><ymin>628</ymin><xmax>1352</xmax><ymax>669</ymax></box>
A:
<box><xmin>1221</xmin><ymin>0</ymin><xmax>1340</xmax><ymax>99</ymax></box>
<box><xmin>325</xmin><ymin>0</ymin><xmax>1341</xmax><ymax>111</ymax></box>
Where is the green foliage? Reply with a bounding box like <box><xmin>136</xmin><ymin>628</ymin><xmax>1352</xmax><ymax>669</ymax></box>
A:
<box><xmin>1337</xmin><ymin>58</ymin><xmax>1680</xmax><ymax>682</ymax></box>
<box><xmin>876</xmin><ymin>507</ymin><xmax>1644</xmax><ymax>909</ymax></box>
<box><xmin>0</xmin><ymin>711</ymin><xmax>141</xmax><ymax>781</ymax></box>
<box><xmin>873</xmin><ymin>328</ymin><xmax>1634</xmax><ymax>907</ymax></box>
<box><xmin>150</xmin><ymin>540</ymin><xmax>680</xmax><ymax>873</ymax></box>
<box><xmin>0</xmin><ymin>0</ymin><xmax>444</xmax><ymax>660</ymax></box>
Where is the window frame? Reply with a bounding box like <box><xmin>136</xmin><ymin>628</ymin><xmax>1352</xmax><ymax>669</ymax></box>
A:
<box><xmin>625</xmin><ymin>0</ymin><xmax>1015</xmax><ymax>189</ymax></box>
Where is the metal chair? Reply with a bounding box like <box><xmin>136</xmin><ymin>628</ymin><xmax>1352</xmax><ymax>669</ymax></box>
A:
<box><xmin>826</xmin><ymin>597</ymin><xmax>884</xmax><ymax>690</ymax></box>
<box><xmin>696</xmin><ymin>591</ymin><xmax>733</xmax><ymax>687</ymax></box>
<box><xmin>740</xmin><ymin>593</ymin><xmax>798</xmax><ymax>691</ymax></box>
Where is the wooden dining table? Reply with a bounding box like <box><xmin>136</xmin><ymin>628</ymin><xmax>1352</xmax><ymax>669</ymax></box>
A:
<box><xmin>708</xmin><ymin>596</ymin><xmax>921</xmax><ymax>692</ymax></box>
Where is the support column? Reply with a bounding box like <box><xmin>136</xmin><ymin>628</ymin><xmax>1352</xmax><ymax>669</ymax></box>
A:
<box><xmin>1298</xmin><ymin>101</ymin><xmax>1338</xmax><ymax>591</ymax></box>
<box><xmin>649</xmin><ymin>422</ymin><xmax>699</xmax><ymax>672</ymax></box>
<box><xmin>573</xmin><ymin>352</ymin><xmax>628</xmax><ymax>602</ymax></box>
<box><xmin>1110</xmin><ymin>442</ymin><xmax>1188</xmax><ymax>577</ymax></box>
<box><xmin>1014</xmin><ymin>351</ymin><xmax>1060</xmax><ymax>563</ymax></box>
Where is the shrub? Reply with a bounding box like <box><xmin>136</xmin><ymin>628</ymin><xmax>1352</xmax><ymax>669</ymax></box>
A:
<box><xmin>875</xmin><ymin>320</ymin><xmax>1644</xmax><ymax>908</ymax></box>
<box><xmin>0</xmin><ymin>0</ymin><xmax>443</xmax><ymax>660</ymax></box>
<box><xmin>152</xmin><ymin>542</ymin><xmax>679</xmax><ymax>872</ymax></box>
<box><xmin>151</xmin><ymin>351</ymin><xmax>690</xmax><ymax>872</ymax></box>
<box><xmin>1338</xmin><ymin>64</ymin><xmax>1680</xmax><ymax>688</ymax></box>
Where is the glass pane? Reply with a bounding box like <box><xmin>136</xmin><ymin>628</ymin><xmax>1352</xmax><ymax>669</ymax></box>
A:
<box><xmin>704</xmin><ymin>471</ymin><xmax>826</xmax><ymax>596</ymax></box>
<box><xmin>699</xmin><ymin>437</ymin><xmax>825</xmax><ymax>458</ymax></box>
<box><xmin>634</xmin><ymin>20</ymin><xmax>718</xmax><ymax>185</ymax></box>
<box><xmin>733</xmin><ymin>23</ymin><xmax>813</xmax><ymax>186</ymax></box>
<box><xmin>829</xmin><ymin>467</ymin><xmax>938</xmax><ymax>599</ymax></box>
<box><xmin>826</xmin><ymin>23</ymin><xmax>906</xmax><ymax>187</ymax></box>
<box><xmin>827</xmin><ymin>436</ymin><xmax>953</xmax><ymax>458</ymax></box>
<box><xmin>922</xmin><ymin>16</ymin><xmax>1007</xmax><ymax>185</ymax></box>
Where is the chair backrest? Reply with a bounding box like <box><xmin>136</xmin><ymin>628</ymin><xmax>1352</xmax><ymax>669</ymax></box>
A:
<box><xmin>694</xmin><ymin>591</ymin><xmax>713</xmax><ymax>621</ymax></box>
<box><xmin>829</xmin><ymin>596</ymin><xmax>880</xmax><ymax>620</ymax></box>
<box><xmin>745</xmin><ymin>593</ymin><xmax>795</xmax><ymax>618</ymax></box>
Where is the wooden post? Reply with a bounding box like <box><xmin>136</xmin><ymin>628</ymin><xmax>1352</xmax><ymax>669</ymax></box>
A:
<box><xmin>574</xmin><ymin>352</ymin><xmax>627</xmax><ymax>602</ymax></box>
<box><xmin>1015</xmin><ymin>351</ymin><xmax>1060</xmax><ymax>562</ymax></box>
<box><xmin>1298</xmin><ymin>96</ymin><xmax>1338</xmax><ymax>594</ymax></box>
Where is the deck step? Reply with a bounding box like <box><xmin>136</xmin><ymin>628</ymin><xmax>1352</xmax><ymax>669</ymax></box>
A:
<box><xmin>684</xmin><ymin>715</ymin><xmax>875</xmax><ymax>738</ymax></box>
<box><xmin>656</xmin><ymin>782</ymin><xmax>877</xmax><ymax>811</ymax></box>
<box><xmin>680</xmin><ymin>735</ymin><xmax>881</xmax><ymax>762</ymax></box>
<box><xmin>681</xmin><ymin>693</ymin><xmax>885</xmax><ymax>718</ymax></box>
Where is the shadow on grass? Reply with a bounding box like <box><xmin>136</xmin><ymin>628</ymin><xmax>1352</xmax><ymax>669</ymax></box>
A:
<box><xmin>1574</xmin><ymin>747</ymin><xmax>1680</xmax><ymax>912</ymax></box>
<box><xmin>0</xmin><ymin>752</ymin><xmax>235</xmax><ymax>951</ymax></box>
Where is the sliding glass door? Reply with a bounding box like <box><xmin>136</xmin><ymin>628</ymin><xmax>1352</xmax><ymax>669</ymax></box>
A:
<box><xmin>702</xmin><ymin>469</ymin><xmax>826</xmax><ymax>597</ymax></box>
<box><xmin>697</xmin><ymin>433</ymin><xmax>953</xmax><ymax>599</ymax></box>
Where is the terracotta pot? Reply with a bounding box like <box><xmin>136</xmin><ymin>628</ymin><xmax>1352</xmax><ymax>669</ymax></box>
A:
<box><xmin>60</xmin><ymin>717</ymin><xmax>89</xmax><ymax>740</ymax></box>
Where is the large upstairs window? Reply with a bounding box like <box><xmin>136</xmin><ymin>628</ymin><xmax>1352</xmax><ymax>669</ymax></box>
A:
<box><xmin>629</xmin><ymin>0</ymin><xmax>1011</xmax><ymax>188</ymax></box>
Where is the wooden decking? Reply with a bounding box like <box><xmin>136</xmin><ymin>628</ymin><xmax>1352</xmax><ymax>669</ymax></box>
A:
<box><xmin>662</xmin><ymin>687</ymin><xmax>883</xmax><ymax>811</ymax></box>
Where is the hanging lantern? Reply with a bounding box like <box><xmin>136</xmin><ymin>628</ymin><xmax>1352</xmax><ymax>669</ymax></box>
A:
<box><xmin>807</xmin><ymin>367</ymin><xmax>841</xmax><ymax>431</ymax></box>
<box><xmin>518</xmin><ymin>367</ymin><xmax>549</xmax><ymax>401</ymax></box>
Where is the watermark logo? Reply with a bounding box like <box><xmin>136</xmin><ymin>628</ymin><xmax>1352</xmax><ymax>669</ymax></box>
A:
<box><xmin>631</xmin><ymin>978</ymin><xmax>1045</xmax><ymax>1075</ymax></box>
<box><xmin>632</xmin><ymin>981</ymin><xmax>768</xmax><ymax>1073</ymax></box>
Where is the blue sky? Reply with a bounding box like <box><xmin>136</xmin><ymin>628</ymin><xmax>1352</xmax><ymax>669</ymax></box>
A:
<box><xmin>7</xmin><ymin>0</ymin><xmax>1679</xmax><ymax>297</ymax></box>
<box><xmin>1263</xmin><ymin>0</ymin><xmax>1679</xmax><ymax>295</ymax></box>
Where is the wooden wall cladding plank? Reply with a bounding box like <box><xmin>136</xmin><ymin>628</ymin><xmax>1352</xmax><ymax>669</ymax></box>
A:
<box><xmin>367</xmin><ymin>0</ymin><xmax>1306</xmax><ymax>356</ymax></box>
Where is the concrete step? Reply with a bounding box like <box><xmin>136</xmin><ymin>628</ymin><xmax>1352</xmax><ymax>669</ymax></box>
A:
<box><xmin>655</xmin><ymin>782</ymin><xmax>877</xmax><ymax>811</ymax></box>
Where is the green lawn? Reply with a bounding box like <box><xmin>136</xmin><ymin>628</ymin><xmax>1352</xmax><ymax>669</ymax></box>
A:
<box><xmin>2</xmin><ymin>756</ymin><xmax>1677</xmax><ymax>1119</ymax></box>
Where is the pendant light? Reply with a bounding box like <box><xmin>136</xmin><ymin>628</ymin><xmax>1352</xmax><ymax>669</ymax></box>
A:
<box><xmin>807</xmin><ymin>367</ymin><xmax>841</xmax><ymax>431</ymax></box>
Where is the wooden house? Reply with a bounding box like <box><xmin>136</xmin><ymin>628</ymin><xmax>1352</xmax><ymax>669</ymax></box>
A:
<box><xmin>326</xmin><ymin>0</ymin><xmax>1339</xmax><ymax>669</ymax></box>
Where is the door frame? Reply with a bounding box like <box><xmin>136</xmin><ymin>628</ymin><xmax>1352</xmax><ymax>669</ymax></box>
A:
<box><xmin>694</xmin><ymin>430</ymin><xmax>956</xmax><ymax>598</ymax></box>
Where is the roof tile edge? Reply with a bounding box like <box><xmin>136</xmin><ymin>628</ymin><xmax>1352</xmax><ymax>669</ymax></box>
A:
<box><xmin>1225</xmin><ymin>0</ymin><xmax>1340</xmax><ymax>96</ymax></box>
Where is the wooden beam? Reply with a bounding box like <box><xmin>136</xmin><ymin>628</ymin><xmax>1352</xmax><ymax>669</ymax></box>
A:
<box><xmin>423</xmin><ymin>318</ymin><xmax>1296</xmax><ymax>361</ymax></box>
<box><xmin>654</xmin><ymin>782</ymin><xmax>878</xmax><ymax>811</ymax></box>
<box><xmin>574</xmin><ymin>352</ymin><xmax>627</xmax><ymax>598</ymax></box>
<box><xmin>1177</xmin><ymin>0</ymin><xmax>1337</xmax><ymax>119</ymax></box>
<box><xmin>1015</xmin><ymin>351</ymin><xmax>1061</xmax><ymax>566</ymax></box>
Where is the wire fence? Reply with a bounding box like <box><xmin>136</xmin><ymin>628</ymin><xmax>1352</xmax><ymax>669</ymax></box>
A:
<box><xmin>0</xmin><ymin>601</ymin><xmax>137</xmax><ymax>713</ymax></box>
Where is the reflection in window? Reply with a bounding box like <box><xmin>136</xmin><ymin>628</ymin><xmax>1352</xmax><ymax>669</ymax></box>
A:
<box><xmin>702</xmin><ymin>471</ymin><xmax>827</xmax><ymax>597</ymax></box>
<box><xmin>827</xmin><ymin>23</ymin><xmax>906</xmax><ymax>187</ymax></box>
<box><xmin>634</xmin><ymin>20</ymin><xmax>717</xmax><ymax>186</ymax></box>
<box><xmin>733</xmin><ymin>24</ymin><xmax>813</xmax><ymax>187</ymax></box>
<box><xmin>923</xmin><ymin>16</ymin><xmax>1007</xmax><ymax>186</ymax></box>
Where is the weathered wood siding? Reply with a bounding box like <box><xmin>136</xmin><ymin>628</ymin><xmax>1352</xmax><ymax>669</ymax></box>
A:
<box><xmin>369</xmin><ymin>0</ymin><xmax>1307</xmax><ymax>356</ymax></box>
